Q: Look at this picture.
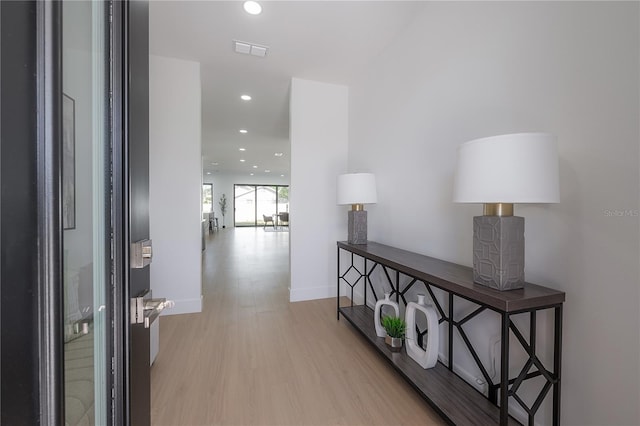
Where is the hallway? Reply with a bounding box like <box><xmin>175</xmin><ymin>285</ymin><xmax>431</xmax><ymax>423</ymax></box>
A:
<box><xmin>150</xmin><ymin>228</ymin><xmax>442</xmax><ymax>425</ymax></box>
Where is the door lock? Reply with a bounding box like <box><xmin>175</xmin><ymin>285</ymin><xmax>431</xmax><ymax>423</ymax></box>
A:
<box><xmin>131</xmin><ymin>239</ymin><xmax>152</xmax><ymax>269</ymax></box>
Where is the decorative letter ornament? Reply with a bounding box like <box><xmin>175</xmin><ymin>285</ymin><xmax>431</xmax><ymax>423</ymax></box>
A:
<box><xmin>374</xmin><ymin>293</ymin><xmax>399</xmax><ymax>338</ymax></box>
<box><xmin>406</xmin><ymin>294</ymin><xmax>439</xmax><ymax>369</ymax></box>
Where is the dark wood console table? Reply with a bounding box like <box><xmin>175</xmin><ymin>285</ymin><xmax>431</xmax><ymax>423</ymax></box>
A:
<box><xmin>336</xmin><ymin>241</ymin><xmax>565</xmax><ymax>426</ymax></box>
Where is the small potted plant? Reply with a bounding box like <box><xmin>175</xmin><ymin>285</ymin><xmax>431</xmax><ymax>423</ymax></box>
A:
<box><xmin>218</xmin><ymin>194</ymin><xmax>227</xmax><ymax>228</ymax></box>
<box><xmin>382</xmin><ymin>315</ymin><xmax>406</xmax><ymax>352</ymax></box>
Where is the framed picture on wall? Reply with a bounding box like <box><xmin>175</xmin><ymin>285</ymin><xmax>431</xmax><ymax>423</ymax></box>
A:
<box><xmin>62</xmin><ymin>93</ymin><xmax>76</xmax><ymax>230</ymax></box>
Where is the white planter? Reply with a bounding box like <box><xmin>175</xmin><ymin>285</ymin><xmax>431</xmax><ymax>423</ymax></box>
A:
<box><xmin>406</xmin><ymin>294</ymin><xmax>439</xmax><ymax>369</ymax></box>
<box><xmin>374</xmin><ymin>292</ymin><xmax>400</xmax><ymax>338</ymax></box>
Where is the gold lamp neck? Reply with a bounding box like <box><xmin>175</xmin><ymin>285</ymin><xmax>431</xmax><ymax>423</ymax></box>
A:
<box><xmin>351</xmin><ymin>204</ymin><xmax>365</xmax><ymax>211</ymax></box>
<box><xmin>483</xmin><ymin>203</ymin><xmax>514</xmax><ymax>217</ymax></box>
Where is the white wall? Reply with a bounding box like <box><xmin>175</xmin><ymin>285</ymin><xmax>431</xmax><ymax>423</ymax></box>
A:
<box><xmin>349</xmin><ymin>2</ymin><xmax>639</xmax><ymax>425</ymax></box>
<box><xmin>204</xmin><ymin>172</ymin><xmax>289</xmax><ymax>228</ymax></box>
<box><xmin>149</xmin><ymin>55</ymin><xmax>203</xmax><ymax>315</ymax></box>
<box><xmin>289</xmin><ymin>78</ymin><xmax>348</xmax><ymax>302</ymax></box>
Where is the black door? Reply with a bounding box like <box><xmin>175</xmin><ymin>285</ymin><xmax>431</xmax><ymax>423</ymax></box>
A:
<box><xmin>1</xmin><ymin>2</ymin><xmax>54</xmax><ymax>422</ymax></box>
<box><xmin>1</xmin><ymin>0</ymin><xmax>152</xmax><ymax>424</ymax></box>
<box><xmin>125</xmin><ymin>1</ymin><xmax>152</xmax><ymax>425</ymax></box>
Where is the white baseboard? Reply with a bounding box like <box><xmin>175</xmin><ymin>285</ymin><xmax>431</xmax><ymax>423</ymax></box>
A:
<box><xmin>341</xmin><ymin>285</ymin><xmax>376</xmax><ymax>309</ymax></box>
<box><xmin>289</xmin><ymin>285</ymin><xmax>336</xmax><ymax>302</ymax></box>
<box><xmin>160</xmin><ymin>296</ymin><xmax>202</xmax><ymax>316</ymax></box>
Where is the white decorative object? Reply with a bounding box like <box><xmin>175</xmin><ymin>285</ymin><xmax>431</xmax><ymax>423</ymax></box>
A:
<box><xmin>406</xmin><ymin>294</ymin><xmax>439</xmax><ymax>369</ymax></box>
<box><xmin>374</xmin><ymin>292</ymin><xmax>399</xmax><ymax>338</ymax></box>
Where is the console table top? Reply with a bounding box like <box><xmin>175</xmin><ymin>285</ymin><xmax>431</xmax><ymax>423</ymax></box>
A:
<box><xmin>338</xmin><ymin>241</ymin><xmax>565</xmax><ymax>312</ymax></box>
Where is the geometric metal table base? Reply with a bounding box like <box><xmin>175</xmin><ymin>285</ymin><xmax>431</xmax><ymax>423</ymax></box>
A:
<box><xmin>337</xmin><ymin>244</ymin><xmax>563</xmax><ymax>425</ymax></box>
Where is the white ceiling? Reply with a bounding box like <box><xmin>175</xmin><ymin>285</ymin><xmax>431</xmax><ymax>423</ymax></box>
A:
<box><xmin>149</xmin><ymin>1</ymin><xmax>422</xmax><ymax>178</ymax></box>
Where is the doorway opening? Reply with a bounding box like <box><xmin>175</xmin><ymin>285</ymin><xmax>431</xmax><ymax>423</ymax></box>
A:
<box><xmin>233</xmin><ymin>184</ymin><xmax>289</xmax><ymax>227</ymax></box>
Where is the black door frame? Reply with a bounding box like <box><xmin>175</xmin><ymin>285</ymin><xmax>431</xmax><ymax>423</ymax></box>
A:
<box><xmin>122</xmin><ymin>0</ymin><xmax>152</xmax><ymax>424</ymax></box>
<box><xmin>1</xmin><ymin>1</ymin><xmax>62</xmax><ymax>423</ymax></box>
<box><xmin>112</xmin><ymin>1</ymin><xmax>128</xmax><ymax>424</ymax></box>
<box><xmin>1</xmin><ymin>1</ymin><xmax>133</xmax><ymax>424</ymax></box>
<box><xmin>36</xmin><ymin>1</ymin><xmax>64</xmax><ymax>423</ymax></box>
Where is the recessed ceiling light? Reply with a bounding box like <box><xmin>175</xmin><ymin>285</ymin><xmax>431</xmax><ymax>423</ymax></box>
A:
<box><xmin>241</xmin><ymin>95</ymin><xmax>252</xmax><ymax>101</ymax></box>
<box><xmin>239</xmin><ymin>129</ymin><xmax>248</xmax><ymax>134</ymax></box>
<box><xmin>211</xmin><ymin>162</ymin><xmax>219</xmax><ymax>166</ymax></box>
<box><xmin>264</xmin><ymin>169</ymin><xmax>271</xmax><ymax>173</ymax></box>
<box><xmin>240</xmin><ymin>159</ymin><xmax>246</xmax><ymax>163</ymax></box>
<box><xmin>239</xmin><ymin>148</ymin><xmax>246</xmax><ymax>151</ymax></box>
<box><xmin>252</xmin><ymin>165</ymin><xmax>258</xmax><ymax>169</ymax></box>
<box><xmin>250</xmin><ymin>173</ymin><xmax>254</xmax><ymax>176</ymax></box>
<box><xmin>280</xmin><ymin>174</ymin><xmax>284</xmax><ymax>177</ymax></box>
<box><xmin>243</xmin><ymin>1</ymin><xmax>262</xmax><ymax>15</ymax></box>
<box><xmin>274</xmin><ymin>152</ymin><xmax>283</xmax><ymax>157</ymax></box>
<box><xmin>207</xmin><ymin>172</ymin><xmax>212</xmax><ymax>175</ymax></box>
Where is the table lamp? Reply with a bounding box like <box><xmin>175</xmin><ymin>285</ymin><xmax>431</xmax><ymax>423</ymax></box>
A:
<box><xmin>337</xmin><ymin>173</ymin><xmax>377</xmax><ymax>245</ymax></box>
<box><xmin>453</xmin><ymin>133</ymin><xmax>559</xmax><ymax>290</ymax></box>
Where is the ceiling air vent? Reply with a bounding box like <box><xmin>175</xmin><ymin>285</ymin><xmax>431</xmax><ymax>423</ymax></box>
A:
<box><xmin>233</xmin><ymin>40</ymin><xmax>268</xmax><ymax>58</ymax></box>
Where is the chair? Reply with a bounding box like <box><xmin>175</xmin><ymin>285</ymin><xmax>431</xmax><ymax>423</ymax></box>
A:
<box><xmin>278</xmin><ymin>212</ymin><xmax>289</xmax><ymax>228</ymax></box>
<box><xmin>208</xmin><ymin>213</ymin><xmax>219</xmax><ymax>233</ymax></box>
<box><xmin>263</xmin><ymin>214</ymin><xmax>275</xmax><ymax>229</ymax></box>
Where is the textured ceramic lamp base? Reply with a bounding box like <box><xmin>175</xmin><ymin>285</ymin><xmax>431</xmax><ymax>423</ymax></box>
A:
<box><xmin>472</xmin><ymin>215</ymin><xmax>525</xmax><ymax>291</ymax></box>
<box><xmin>347</xmin><ymin>210</ymin><xmax>368</xmax><ymax>244</ymax></box>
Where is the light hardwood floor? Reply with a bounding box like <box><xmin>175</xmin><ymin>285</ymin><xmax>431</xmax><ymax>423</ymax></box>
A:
<box><xmin>151</xmin><ymin>228</ymin><xmax>443</xmax><ymax>426</ymax></box>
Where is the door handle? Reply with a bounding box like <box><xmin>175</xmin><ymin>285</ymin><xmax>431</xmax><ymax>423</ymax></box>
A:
<box><xmin>130</xmin><ymin>289</ymin><xmax>166</xmax><ymax>328</ymax></box>
<box><xmin>142</xmin><ymin>298</ymin><xmax>166</xmax><ymax>328</ymax></box>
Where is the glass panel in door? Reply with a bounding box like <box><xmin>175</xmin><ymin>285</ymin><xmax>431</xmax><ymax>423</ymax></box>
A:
<box><xmin>277</xmin><ymin>186</ymin><xmax>289</xmax><ymax>213</ymax></box>
<box><xmin>257</xmin><ymin>186</ymin><xmax>277</xmax><ymax>227</ymax></box>
<box><xmin>62</xmin><ymin>1</ymin><xmax>109</xmax><ymax>425</ymax></box>
<box><xmin>235</xmin><ymin>185</ymin><xmax>256</xmax><ymax>226</ymax></box>
<box><xmin>202</xmin><ymin>183</ymin><xmax>213</xmax><ymax>216</ymax></box>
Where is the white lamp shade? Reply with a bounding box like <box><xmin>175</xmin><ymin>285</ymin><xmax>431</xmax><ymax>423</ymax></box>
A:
<box><xmin>337</xmin><ymin>173</ymin><xmax>377</xmax><ymax>205</ymax></box>
<box><xmin>453</xmin><ymin>133</ymin><xmax>559</xmax><ymax>203</ymax></box>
